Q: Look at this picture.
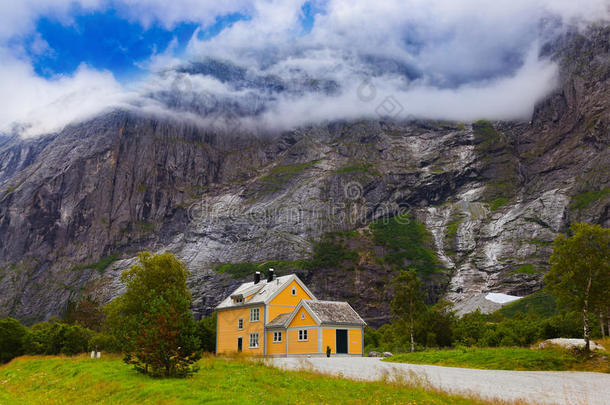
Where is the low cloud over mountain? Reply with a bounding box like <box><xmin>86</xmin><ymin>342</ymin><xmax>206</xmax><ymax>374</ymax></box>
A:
<box><xmin>1</xmin><ymin>0</ymin><xmax>608</xmax><ymax>137</ymax></box>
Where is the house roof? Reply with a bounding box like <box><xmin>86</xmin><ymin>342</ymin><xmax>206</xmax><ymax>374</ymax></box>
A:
<box><xmin>279</xmin><ymin>299</ymin><xmax>367</xmax><ymax>328</ymax></box>
<box><xmin>266</xmin><ymin>313</ymin><xmax>292</xmax><ymax>328</ymax></box>
<box><xmin>215</xmin><ymin>274</ymin><xmax>316</xmax><ymax>310</ymax></box>
<box><xmin>302</xmin><ymin>300</ymin><xmax>367</xmax><ymax>326</ymax></box>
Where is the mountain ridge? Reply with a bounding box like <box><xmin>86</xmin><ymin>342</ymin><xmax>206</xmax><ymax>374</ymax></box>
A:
<box><xmin>0</xmin><ymin>25</ymin><xmax>607</xmax><ymax>325</ymax></box>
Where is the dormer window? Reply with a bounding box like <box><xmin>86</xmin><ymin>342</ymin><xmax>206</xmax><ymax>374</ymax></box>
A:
<box><xmin>291</xmin><ymin>287</ymin><xmax>296</xmax><ymax>296</ymax></box>
<box><xmin>234</xmin><ymin>297</ymin><xmax>243</xmax><ymax>304</ymax></box>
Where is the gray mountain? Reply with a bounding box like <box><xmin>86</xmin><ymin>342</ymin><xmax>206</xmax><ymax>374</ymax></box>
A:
<box><xmin>0</xmin><ymin>26</ymin><xmax>607</xmax><ymax>325</ymax></box>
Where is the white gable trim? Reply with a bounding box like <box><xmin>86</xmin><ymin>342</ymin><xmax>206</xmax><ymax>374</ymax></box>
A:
<box><xmin>263</xmin><ymin>274</ymin><xmax>317</xmax><ymax>305</ymax></box>
<box><xmin>282</xmin><ymin>299</ymin><xmax>322</xmax><ymax>327</ymax></box>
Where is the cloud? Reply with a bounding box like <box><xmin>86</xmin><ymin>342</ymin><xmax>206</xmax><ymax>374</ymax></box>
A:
<box><xmin>0</xmin><ymin>51</ymin><xmax>135</xmax><ymax>137</ymax></box>
<box><xmin>0</xmin><ymin>0</ymin><xmax>608</xmax><ymax>137</ymax></box>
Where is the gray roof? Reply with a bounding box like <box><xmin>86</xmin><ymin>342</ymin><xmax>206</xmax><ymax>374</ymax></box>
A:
<box><xmin>267</xmin><ymin>313</ymin><xmax>292</xmax><ymax>328</ymax></box>
<box><xmin>271</xmin><ymin>299</ymin><xmax>367</xmax><ymax>328</ymax></box>
<box><xmin>303</xmin><ymin>300</ymin><xmax>366</xmax><ymax>326</ymax></box>
<box><xmin>215</xmin><ymin>274</ymin><xmax>316</xmax><ymax>310</ymax></box>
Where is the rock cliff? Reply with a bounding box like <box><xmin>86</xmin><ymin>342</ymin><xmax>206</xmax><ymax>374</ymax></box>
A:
<box><xmin>0</xmin><ymin>26</ymin><xmax>607</xmax><ymax>324</ymax></box>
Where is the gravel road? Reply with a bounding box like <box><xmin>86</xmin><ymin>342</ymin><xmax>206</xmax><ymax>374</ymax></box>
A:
<box><xmin>269</xmin><ymin>357</ymin><xmax>610</xmax><ymax>405</ymax></box>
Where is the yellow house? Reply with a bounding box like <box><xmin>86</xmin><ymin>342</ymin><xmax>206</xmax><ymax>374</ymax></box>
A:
<box><xmin>215</xmin><ymin>270</ymin><xmax>366</xmax><ymax>356</ymax></box>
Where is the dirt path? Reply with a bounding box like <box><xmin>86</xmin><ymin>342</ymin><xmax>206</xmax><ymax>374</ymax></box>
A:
<box><xmin>269</xmin><ymin>357</ymin><xmax>610</xmax><ymax>405</ymax></box>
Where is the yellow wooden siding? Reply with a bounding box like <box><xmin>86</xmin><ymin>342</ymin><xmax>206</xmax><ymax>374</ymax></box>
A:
<box><xmin>287</xmin><ymin>306</ymin><xmax>317</xmax><ymax>327</ymax></box>
<box><xmin>322</xmin><ymin>328</ymin><xmax>336</xmax><ymax>354</ymax></box>
<box><xmin>266</xmin><ymin>331</ymin><xmax>286</xmax><ymax>355</ymax></box>
<box><xmin>287</xmin><ymin>328</ymin><xmax>318</xmax><ymax>354</ymax></box>
<box><xmin>267</xmin><ymin>280</ymin><xmax>312</xmax><ymax>320</ymax></box>
<box><xmin>216</xmin><ymin>306</ymin><xmax>264</xmax><ymax>355</ymax></box>
<box><xmin>268</xmin><ymin>306</ymin><xmax>295</xmax><ymax>322</ymax></box>
<box><xmin>348</xmin><ymin>329</ymin><xmax>362</xmax><ymax>354</ymax></box>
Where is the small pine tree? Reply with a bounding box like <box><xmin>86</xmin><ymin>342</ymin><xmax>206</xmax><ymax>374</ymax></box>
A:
<box><xmin>105</xmin><ymin>252</ymin><xmax>201</xmax><ymax>377</ymax></box>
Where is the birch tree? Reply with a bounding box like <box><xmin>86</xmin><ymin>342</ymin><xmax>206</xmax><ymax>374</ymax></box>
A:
<box><xmin>392</xmin><ymin>269</ymin><xmax>424</xmax><ymax>352</ymax></box>
<box><xmin>545</xmin><ymin>223</ymin><xmax>610</xmax><ymax>352</ymax></box>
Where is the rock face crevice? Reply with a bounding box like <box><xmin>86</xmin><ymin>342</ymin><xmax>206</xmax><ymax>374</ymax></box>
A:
<box><xmin>0</xmin><ymin>26</ymin><xmax>608</xmax><ymax>323</ymax></box>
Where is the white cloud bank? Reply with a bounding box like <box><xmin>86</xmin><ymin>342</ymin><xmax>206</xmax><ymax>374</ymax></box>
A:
<box><xmin>0</xmin><ymin>0</ymin><xmax>608</xmax><ymax>137</ymax></box>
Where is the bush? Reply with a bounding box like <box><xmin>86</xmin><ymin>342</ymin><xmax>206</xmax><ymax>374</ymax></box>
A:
<box><xmin>27</xmin><ymin>321</ymin><xmax>92</xmax><ymax>355</ymax></box>
<box><xmin>365</xmin><ymin>289</ymin><xmax>596</xmax><ymax>353</ymax></box>
<box><xmin>195</xmin><ymin>314</ymin><xmax>216</xmax><ymax>353</ymax></box>
<box><xmin>88</xmin><ymin>332</ymin><xmax>122</xmax><ymax>353</ymax></box>
<box><xmin>0</xmin><ymin>318</ymin><xmax>28</xmax><ymax>363</ymax></box>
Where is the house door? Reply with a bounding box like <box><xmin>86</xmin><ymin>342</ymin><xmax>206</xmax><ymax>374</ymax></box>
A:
<box><xmin>237</xmin><ymin>337</ymin><xmax>243</xmax><ymax>352</ymax></box>
<box><xmin>336</xmin><ymin>329</ymin><xmax>348</xmax><ymax>354</ymax></box>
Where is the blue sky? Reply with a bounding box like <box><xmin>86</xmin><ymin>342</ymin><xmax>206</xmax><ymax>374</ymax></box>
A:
<box><xmin>29</xmin><ymin>12</ymin><xmax>198</xmax><ymax>80</ymax></box>
<box><xmin>19</xmin><ymin>3</ymin><xmax>319</xmax><ymax>81</ymax></box>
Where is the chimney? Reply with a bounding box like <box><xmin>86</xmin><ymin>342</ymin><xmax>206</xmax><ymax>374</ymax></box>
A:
<box><xmin>254</xmin><ymin>271</ymin><xmax>261</xmax><ymax>284</ymax></box>
<box><xmin>267</xmin><ymin>268</ymin><xmax>274</xmax><ymax>282</ymax></box>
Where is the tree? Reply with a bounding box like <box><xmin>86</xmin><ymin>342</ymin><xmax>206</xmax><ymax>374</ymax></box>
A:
<box><xmin>392</xmin><ymin>269</ymin><xmax>424</xmax><ymax>352</ymax></box>
<box><xmin>0</xmin><ymin>318</ymin><xmax>28</xmax><ymax>363</ymax></box>
<box><xmin>64</xmin><ymin>296</ymin><xmax>105</xmax><ymax>331</ymax></box>
<box><xmin>105</xmin><ymin>252</ymin><xmax>201</xmax><ymax>377</ymax></box>
<box><xmin>416</xmin><ymin>299</ymin><xmax>456</xmax><ymax>348</ymax></box>
<box><xmin>545</xmin><ymin>223</ymin><xmax>610</xmax><ymax>351</ymax></box>
<box><xmin>453</xmin><ymin>309</ymin><xmax>487</xmax><ymax>346</ymax></box>
<box><xmin>195</xmin><ymin>313</ymin><xmax>216</xmax><ymax>353</ymax></box>
<box><xmin>26</xmin><ymin>319</ymin><xmax>92</xmax><ymax>355</ymax></box>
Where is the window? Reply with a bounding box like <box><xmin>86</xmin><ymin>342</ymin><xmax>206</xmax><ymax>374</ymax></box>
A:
<box><xmin>250</xmin><ymin>308</ymin><xmax>259</xmax><ymax>322</ymax></box>
<box><xmin>249</xmin><ymin>333</ymin><xmax>259</xmax><ymax>348</ymax></box>
<box><xmin>237</xmin><ymin>318</ymin><xmax>243</xmax><ymax>330</ymax></box>
<box><xmin>234</xmin><ymin>297</ymin><xmax>243</xmax><ymax>304</ymax></box>
<box><xmin>298</xmin><ymin>329</ymin><xmax>308</xmax><ymax>341</ymax></box>
<box><xmin>300</xmin><ymin>312</ymin><xmax>305</xmax><ymax>320</ymax></box>
<box><xmin>291</xmin><ymin>287</ymin><xmax>297</xmax><ymax>296</ymax></box>
<box><xmin>273</xmin><ymin>331</ymin><xmax>282</xmax><ymax>342</ymax></box>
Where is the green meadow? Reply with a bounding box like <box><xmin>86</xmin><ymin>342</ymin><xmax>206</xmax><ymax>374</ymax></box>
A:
<box><xmin>0</xmin><ymin>355</ymin><xmax>488</xmax><ymax>405</ymax></box>
<box><xmin>384</xmin><ymin>344</ymin><xmax>610</xmax><ymax>373</ymax></box>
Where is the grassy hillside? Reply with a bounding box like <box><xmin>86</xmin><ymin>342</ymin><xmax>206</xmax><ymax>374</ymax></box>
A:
<box><xmin>0</xmin><ymin>355</ymin><xmax>488</xmax><ymax>405</ymax></box>
<box><xmin>494</xmin><ymin>290</ymin><xmax>557</xmax><ymax>319</ymax></box>
<box><xmin>384</xmin><ymin>347</ymin><xmax>610</xmax><ymax>373</ymax></box>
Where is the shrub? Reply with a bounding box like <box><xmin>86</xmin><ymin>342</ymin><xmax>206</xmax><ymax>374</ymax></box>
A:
<box><xmin>0</xmin><ymin>318</ymin><xmax>28</xmax><ymax>363</ymax></box>
<box><xmin>88</xmin><ymin>332</ymin><xmax>122</xmax><ymax>353</ymax></box>
<box><xmin>26</xmin><ymin>321</ymin><xmax>92</xmax><ymax>356</ymax></box>
<box><xmin>195</xmin><ymin>314</ymin><xmax>216</xmax><ymax>353</ymax></box>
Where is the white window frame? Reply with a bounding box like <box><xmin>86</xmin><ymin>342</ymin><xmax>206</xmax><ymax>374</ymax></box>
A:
<box><xmin>291</xmin><ymin>287</ymin><xmax>297</xmax><ymax>296</ymax></box>
<box><xmin>249</xmin><ymin>333</ymin><xmax>259</xmax><ymax>348</ymax></box>
<box><xmin>273</xmin><ymin>331</ymin><xmax>282</xmax><ymax>343</ymax></box>
<box><xmin>235</xmin><ymin>297</ymin><xmax>243</xmax><ymax>304</ymax></box>
<box><xmin>250</xmin><ymin>308</ymin><xmax>259</xmax><ymax>322</ymax></box>
<box><xmin>237</xmin><ymin>318</ymin><xmax>243</xmax><ymax>330</ymax></box>
<box><xmin>301</xmin><ymin>312</ymin><xmax>305</xmax><ymax>320</ymax></box>
<box><xmin>298</xmin><ymin>329</ymin><xmax>308</xmax><ymax>341</ymax></box>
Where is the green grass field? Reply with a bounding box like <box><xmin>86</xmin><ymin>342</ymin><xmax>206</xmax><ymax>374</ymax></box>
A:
<box><xmin>384</xmin><ymin>346</ymin><xmax>610</xmax><ymax>372</ymax></box>
<box><xmin>0</xmin><ymin>355</ymin><xmax>487</xmax><ymax>405</ymax></box>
